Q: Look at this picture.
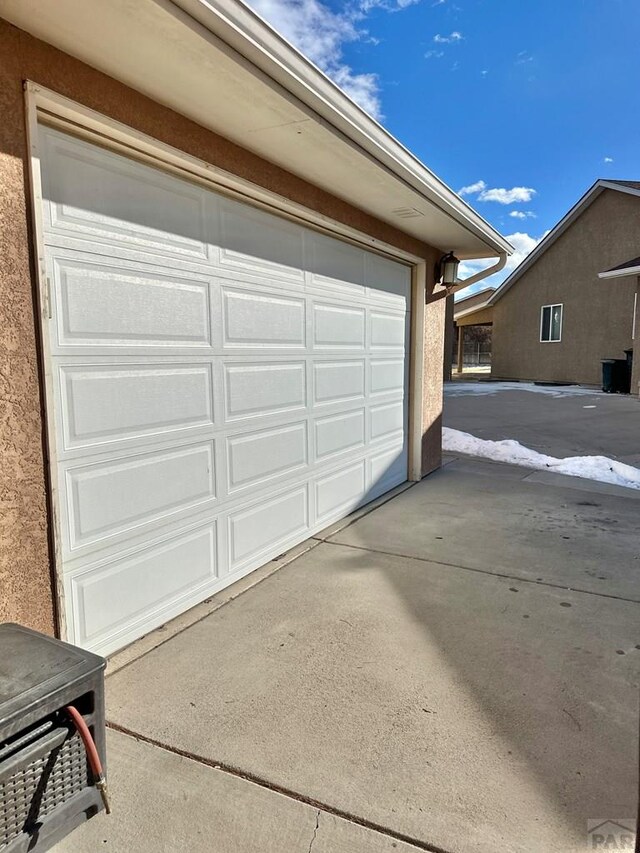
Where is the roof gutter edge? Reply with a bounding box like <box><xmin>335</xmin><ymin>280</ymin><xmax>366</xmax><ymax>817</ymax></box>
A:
<box><xmin>168</xmin><ymin>0</ymin><xmax>512</xmax><ymax>257</ymax></box>
<box><xmin>599</xmin><ymin>267</ymin><xmax>640</xmax><ymax>279</ymax></box>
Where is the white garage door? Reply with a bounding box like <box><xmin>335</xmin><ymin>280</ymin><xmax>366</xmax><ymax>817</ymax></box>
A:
<box><xmin>38</xmin><ymin>125</ymin><xmax>411</xmax><ymax>656</ymax></box>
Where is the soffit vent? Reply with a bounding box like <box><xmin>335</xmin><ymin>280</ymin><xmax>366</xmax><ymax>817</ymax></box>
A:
<box><xmin>392</xmin><ymin>207</ymin><xmax>425</xmax><ymax>219</ymax></box>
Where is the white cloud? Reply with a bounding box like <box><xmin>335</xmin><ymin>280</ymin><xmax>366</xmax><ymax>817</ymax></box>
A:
<box><xmin>604</xmin><ymin>156</ymin><xmax>614</xmax><ymax>163</ymax></box>
<box><xmin>248</xmin><ymin>0</ymin><xmax>414</xmax><ymax>119</ymax></box>
<box><xmin>434</xmin><ymin>31</ymin><xmax>463</xmax><ymax>43</ymax></box>
<box><xmin>457</xmin><ymin>231</ymin><xmax>549</xmax><ymax>292</ymax></box>
<box><xmin>478</xmin><ymin>186</ymin><xmax>537</xmax><ymax>204</ymax></box>
<box><xmin>516</xmin><ymin>50</ymin><xmax>533</xmax><ymax>64</ymax></box>
<box><xmin>331</xmin><ymin>67</ymin><xmax>380</xmax><ymax>116</ymax></box>
<box><xmin>509</xmin><ymin>210</ymin><xmax>536</xmax><ymax>219</ymax></box>
<box><xmin>425</xmin><ymin>49</ymin><xmax>444</xmax><ymax>59</ymax></box>
<box><xmin>459</xmin><ymin>179</ymin><xmax>487</xmax><ymax>196</ymax></box>
<box><xmin>458</xmin><ymin>181</ymin><xmax>536</xmax><ymax>204</ymax></box>
<box><xmin>361</xmin><ymin>0</ymin><xmax>420</xmax><ymax>11</ymax></box>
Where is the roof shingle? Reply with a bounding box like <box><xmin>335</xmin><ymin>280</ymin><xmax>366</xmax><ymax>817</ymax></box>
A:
<box><xmin>603</xmin><ymin>255</ymin><xmax>640</xmax><ymax>273</ymax></box>
<box><xmin>604</xmin><ymin>180</ymin><xmax>640</xmax><ymax>190</ymax></box>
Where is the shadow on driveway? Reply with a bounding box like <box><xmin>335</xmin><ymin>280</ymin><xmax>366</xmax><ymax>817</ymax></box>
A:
<box><xmin>60</xmin><ymin>458</ymin><xmax>640</xmax><ymax>853</ymax></box>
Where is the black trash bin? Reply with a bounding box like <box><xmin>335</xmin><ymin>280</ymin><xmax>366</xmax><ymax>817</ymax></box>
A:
<box><xmin>613</xmin><ymin>358</ymin><xmax>630</xmax><ymax>393</ymax></box>
<box><xmin>601</xmin><ymin>359</ymin><xmax>616</xmax><ymax>392</ymax></box>
<box><xmin>624</xmin><ymin>348</ymin><xmax>633</xmax><ymax>394</ymax></box>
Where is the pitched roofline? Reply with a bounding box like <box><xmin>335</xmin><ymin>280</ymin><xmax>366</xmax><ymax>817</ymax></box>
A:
<box><xmin>599</xmin><ymin>264</ymin><xmax>640</xmax><ymax>279</ymax></box>
<box><xmin>173</xmin><ymin>0</ymin><xmax>514</xmax><ymax>258</ymax></box>
<box><xmin>454</xmin><ymin>298</ymin><xmax>494</xmax><ymax>321</ymax></box>
<box><xmin>488</xmin><ymin>180</ymin><xmax>640</xmax><ymax>304</ymax></box>
<box><xmin>454</xmin><ymin>286</ymin><xmax>495</xmax><ymax>306</ymax></box>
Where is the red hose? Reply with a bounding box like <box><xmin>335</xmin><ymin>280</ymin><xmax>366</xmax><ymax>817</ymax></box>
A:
<box><xmin>65</xmin><ymin>705</ymin><xmax>111</xmax><ymax>814</ymax></box>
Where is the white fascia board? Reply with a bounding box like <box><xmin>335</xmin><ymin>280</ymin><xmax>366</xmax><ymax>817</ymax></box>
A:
<box><xmin>454</xmin><ymin>286</ymin><xmax>495</xmax><ymax>305</ymax></box>
<box><xmin>598</xmin><ymin>181</ymin><xmax>640</xmax><ymax>198</ymax></box>
<box><xmin>489</xmin><ymin>180</ymin><xmax>640</xmax><ymax>305</ymax></box>
<box><xmin>171</xmin><ymin>0</ymin><xmax>513</xmax><ymax>258</ymax></box>
<box><xmin>599</xmin><ymin>266</ymin><xmax>640</xmax><ymax>279</ymax></box>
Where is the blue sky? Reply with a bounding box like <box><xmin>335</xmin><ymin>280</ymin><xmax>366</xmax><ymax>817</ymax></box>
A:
<box><xmin>247</xmin><ymin>0</ymin><xmax>640</xmax><ymax>291</ymax></box>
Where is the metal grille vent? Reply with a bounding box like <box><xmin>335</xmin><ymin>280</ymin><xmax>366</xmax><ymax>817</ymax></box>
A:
<box><xmin>0</xmin><ymin>731</ymin><xmax>89</xmax><ymax>849</ymax></box>
<box><xmin>391</xmin><ymin>207</ymin><xmax>425</xmax><ymax>219</ymax></box>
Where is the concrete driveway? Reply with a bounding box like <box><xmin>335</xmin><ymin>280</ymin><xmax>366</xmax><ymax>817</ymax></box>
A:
<box><xmin>56</xmin><ymin>457</ymin><xmax>639</xmax><ymax>853</ymax></box>
<box><xmin>444</xmin><ymin>381</ymin><xmax>640</xmax><ymax>467</ymax></box>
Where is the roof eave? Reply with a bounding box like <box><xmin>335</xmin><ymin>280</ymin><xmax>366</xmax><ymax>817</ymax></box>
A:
<box><xmin>172</xmin><ymin>0</ymin><xmax>513</xmax><ymax>257</ymax></box>
<box><xmin>454</xmin><ymin>300</ymin><xmax>493</xmax><ymax>321</ymax></box>
<box><xmin>599</xmin><ymin>266</ymin><xmax>640</xmax><ymax>279</ymax></box>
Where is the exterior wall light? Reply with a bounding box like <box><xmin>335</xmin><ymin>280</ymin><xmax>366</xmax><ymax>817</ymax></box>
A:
<box><xmin>437</xmin><ymin>251</ymin><xmax>460</xmax><ymax>287</ymax></box>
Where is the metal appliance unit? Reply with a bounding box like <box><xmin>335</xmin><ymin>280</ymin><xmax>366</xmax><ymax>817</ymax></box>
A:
<box><xmin>0</xmin><ymin>623</ymin><xmax>107</xmax><ymax>852</ymax></box>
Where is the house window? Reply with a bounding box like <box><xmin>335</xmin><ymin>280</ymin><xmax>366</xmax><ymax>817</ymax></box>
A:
<box><xmin>540</xmin><ymin>303</ymin><xmax>563</xmax><ymax>342</ymax></box>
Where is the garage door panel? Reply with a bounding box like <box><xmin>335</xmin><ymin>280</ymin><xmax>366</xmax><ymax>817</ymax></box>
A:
<box><xmin>370</xmin><ymin>359</ymin><xmax>405</xmax><ymax>396</ymax></box>
<box><xmin>314</xmin><ymin>409</ymin><xmax>365</xmax><ymax>461</ymax></box>
<box><xmin>314</xmin><ymin>460</ymin><xmax>366</xmax><ymax>523</ymax></box>
<box><xmin>308</xmin><ymin>231</ymin><xmax>365</xmax><ymax>295</ymax></box>
<box><xmin>368</xmin><ymin>444</ymin><xmax>407</xmax><ymax>495</ymax></box>
<box><xmin>370</xmin><ymin>401</ymin><xmax>405</xmax><ymax>443</ymax></box>
<box><xmin>365</xmin><ymin>253</ymin><xmax>411</xmax><ymax>307</ymax></box>
<box><xmin>39</xmin><ymin>125</ymin><xmax>411</xmax><ymax>654</ymax></box>
<box><xmin>227</xmin><ymin>421</ymin><xmax>308</xmax><ymax>492</ymax></box>
<box><xmin>227</xmin><ymin>485</ymin><xmax>309</xmax><ymax>571</ymax></box>
<box><xmin>370</xmin><ymin>310</ymin><xmax>407</xmax><ymax>350</ymax></box>
<box><xmin>51</xmin><ymin>255</ymin><xmax>213</xmax><ymax>349</ymax></box>
<box><xmin>68</xmin><ymin>521</ymin><xmax>218</xmax><ymax>649</ymax></box>
<box><xmin>219</xmin><ymin>197</ymin><xmax>305</xmax><ymax>283</ymax></box>
<box><xmin>313</xmin><ymin>360</ymin><xmax>365</xmax><ymax>405</ymax></box>
<box><xmin>313</xmin><ymin>303</ymin><xmax>365</xmax><ymax>349</ymax></box>
<box><xmin>63</xmin><ymin>441</ymin><xmax>216</xmax><ymax>553</ymax></box>
<box><xmin>41</xmin><ymin>128</ymin><xmax>211</xmax><ymax>261</ymax></box>
<box><xmin>58</xmin><ymin>363</ymin><xmax>214</xmax><ymax>451</ymax></box>
<box><xmin>224</xmin><ymin>361</ymin><xmax>307</xmax><ymax>420</ymax></box>
<box><xmin>221</xmin><ymin>287</ymin><xmax>306</xmax><ymax>349</ymax></box>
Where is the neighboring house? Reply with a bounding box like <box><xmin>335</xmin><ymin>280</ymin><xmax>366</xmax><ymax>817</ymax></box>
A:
<box><xmin>0</xmin><ymin>0</ymin><xmax>509</xmax><ymax>655</ymax></box>
<box><xmin>599</xmin><ymin>255</ymin><xmax>640</xmax><ymax>394</ymax></box>
<box><xmin>449</xmin><ymin>287</ymin><xmax>495</xmax><ymax>374</ymax></box>
<box><xmin>487</xmin><ymin>180</ymin><xmax>640</xmax><ymax>390</ymax></box>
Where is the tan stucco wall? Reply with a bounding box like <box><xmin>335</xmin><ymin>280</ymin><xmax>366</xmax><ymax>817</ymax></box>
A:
<box><xmin>455</xmin><ymin>305</ymin><xmax>494</xmax><ymax>327</ymax></box>
<box><xmin>0</xmin><ymin>19</ymin><xmax>442</xmax><ymax>634</ymax></box>
<box><xmin>632</xmin><ymin>278</ymin><xmax>640</xmax><ymax>396</ymax></box>
<box><xmin>422</xmin><ymin>295</ymin><xmax>447</xmax><ymax>475</ymax></box>
<box><xmin>442</xmin><ymin>294</ymin><xmax>455</xmax><ymax>382</ymax></box>
<box><xmin>492</xmin><ymin>189</ymin><xmax>639</xmax><ymax>386</ymax></box>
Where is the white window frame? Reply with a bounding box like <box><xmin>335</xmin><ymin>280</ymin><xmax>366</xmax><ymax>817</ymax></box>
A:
<box><xmin>540</xmin><ymin>303</ymin><xmax>563</xmax><ymax>343</ymax></box>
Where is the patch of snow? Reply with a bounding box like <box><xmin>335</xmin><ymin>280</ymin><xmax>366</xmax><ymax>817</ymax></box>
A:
<box><xmin>444</xmin><ymin>381</ymin><xmax>601</xmax><ymax>398</ymax></box>
<box><xmin>443</xmin><ymin>427</ymin><xmax>640</xmax><ymax>491</ymax></box>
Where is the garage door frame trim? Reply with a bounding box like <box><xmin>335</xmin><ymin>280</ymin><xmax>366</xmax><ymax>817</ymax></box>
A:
<box><xmin>23</xmin><ymin>81</ymin><xmax>427</xmax><ymax>642</ymax></box>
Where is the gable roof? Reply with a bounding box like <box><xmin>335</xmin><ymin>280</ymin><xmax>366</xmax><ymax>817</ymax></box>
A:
<box><xmin>454</xmin><ymin>286</ymin><xmax>495</xmax><ymax>307</ymax></box>
<box><xmin>607</xmin><ymin>180</ymin><xmax>640</xmax><ymax>190</ymax></box>
<box><xmin>599</xmin><ymin>255</ymin><xmax>640</xmax><ymax>279</ymax></box>
<box><xmin>489</xmin><ymin>179</ymin><xmax>640</xmax><ymax>304</ymax></box>
<box><xmin>454</xmin><ymin>288</ymin><xmax>495</xmax><ymax>321</ymax></box>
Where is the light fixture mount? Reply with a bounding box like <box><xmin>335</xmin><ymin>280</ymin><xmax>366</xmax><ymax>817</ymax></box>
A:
<box><xmin>435</xmin><ymin>251</ymin><xmax>460</xmax><ymax>287</ymax></box>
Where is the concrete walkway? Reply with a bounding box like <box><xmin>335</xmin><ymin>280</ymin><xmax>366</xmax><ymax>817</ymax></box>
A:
<box><xmin>56</xmin><ymin>458</ymin><xmax>639</xmax><ymax>853</ymax></box>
